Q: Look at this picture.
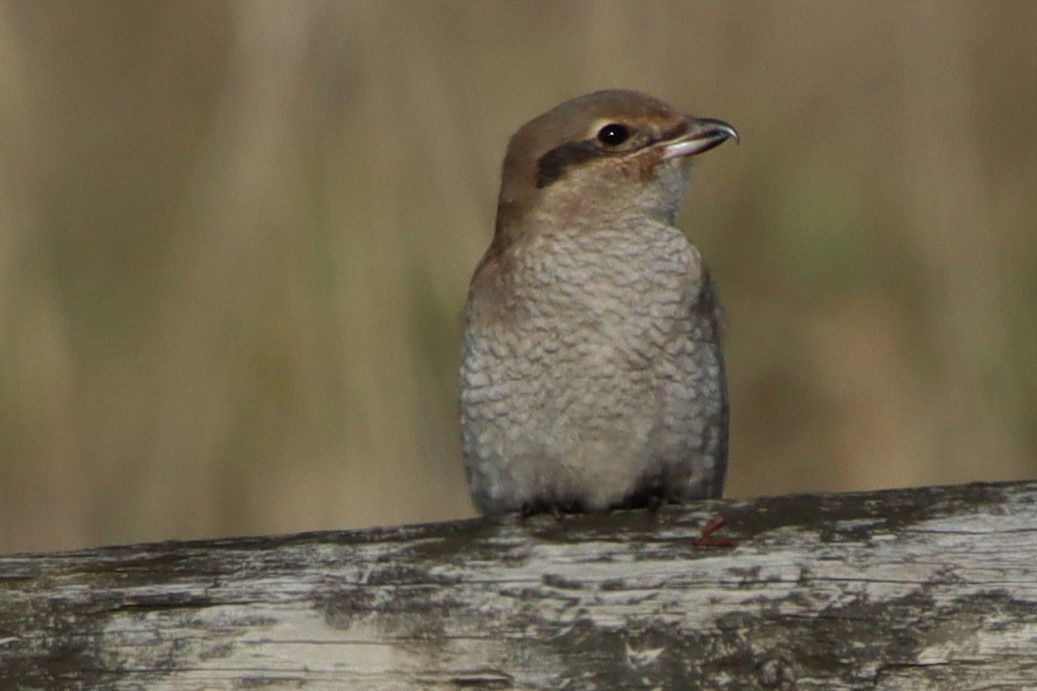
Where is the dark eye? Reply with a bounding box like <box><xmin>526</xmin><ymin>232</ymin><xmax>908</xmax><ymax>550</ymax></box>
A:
<box><xmin>596</xmin><ymin>123</ymin><xmax>630</xmax><ymax>147</ymax></box>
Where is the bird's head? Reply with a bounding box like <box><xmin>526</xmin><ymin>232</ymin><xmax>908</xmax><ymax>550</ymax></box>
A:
<box><xmin>495</xmin><ymin>90</ymin><xmax>738</xmax><ymax>239</ymax></box>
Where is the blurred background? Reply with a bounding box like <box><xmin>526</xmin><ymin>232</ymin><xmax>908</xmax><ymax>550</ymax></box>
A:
<box><xmin>1</xmin><ymin>1</ymin><xmax>1034</xmax><ymax>554</ymax></box>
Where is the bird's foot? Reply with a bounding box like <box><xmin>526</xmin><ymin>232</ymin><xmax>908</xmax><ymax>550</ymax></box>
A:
<box><xmin>691</xmin><ymin>515</ymin><xmax>735</xmax><ymax>548</ymax></box>
<box><xmin>520</xmin><ymin>501</ymin><xmax>572</xmax><ymax>523</ymax></box>
<box><xmin>647</xmin><ymin>494</ymin><xmax>665</xmax><ymax>515</ymax></box>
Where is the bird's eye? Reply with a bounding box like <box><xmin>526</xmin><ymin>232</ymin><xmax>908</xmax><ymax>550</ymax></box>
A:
<box><xmin>596</xmin><ymin>123</ymin><xmax>630</xmax><ymax>147</ymax></box>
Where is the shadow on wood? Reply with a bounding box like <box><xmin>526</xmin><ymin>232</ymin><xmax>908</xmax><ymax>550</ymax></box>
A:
<box><xmin>2</xmin><ymin>481</ymin><xmax>1037</xmax><ymax>689</ymax></box>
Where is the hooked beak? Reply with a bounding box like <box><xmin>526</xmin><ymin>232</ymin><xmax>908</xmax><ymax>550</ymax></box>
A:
<box><xmin>659</xmin><ymin>117</ymin><xmax>739</xmax><ymax>160</ymax></box>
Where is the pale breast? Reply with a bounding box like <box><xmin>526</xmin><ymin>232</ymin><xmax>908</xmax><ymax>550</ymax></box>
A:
<box><xmin>460</xmin><ymin>222</ymin><xmax>725</xmax><ymax>514</ymax></box>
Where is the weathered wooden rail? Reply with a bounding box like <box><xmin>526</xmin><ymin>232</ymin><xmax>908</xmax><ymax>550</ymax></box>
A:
<box><xmin>2</xmin><ymin>481</ymin><xmax>1036</xmax><ymax>689</ymax></box>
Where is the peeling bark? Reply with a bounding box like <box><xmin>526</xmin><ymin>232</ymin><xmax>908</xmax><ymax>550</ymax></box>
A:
<box><xmin>2</xmin><ymin>481</ymin><xmax>1036</xmax><ymax>689</ymax></box>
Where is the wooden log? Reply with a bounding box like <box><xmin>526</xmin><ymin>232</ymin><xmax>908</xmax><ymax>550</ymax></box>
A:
<box><xmin>2</xmin><ymin>481</ymin><xmax>1036</xmax><ymax>689</ymax></box>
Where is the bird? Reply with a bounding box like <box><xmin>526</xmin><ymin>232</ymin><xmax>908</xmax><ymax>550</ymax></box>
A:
<box><xmin>459</xmin><ymin>89</ymin><xmax>737</xmax><ymax>517</ymax></box>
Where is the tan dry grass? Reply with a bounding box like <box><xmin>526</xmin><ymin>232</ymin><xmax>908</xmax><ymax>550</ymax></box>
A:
<box><xmin>0</xmin><ymin>1</ymin><xmax>1034</xmax><ymax>552</ymax></box>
